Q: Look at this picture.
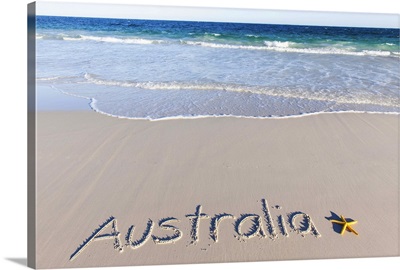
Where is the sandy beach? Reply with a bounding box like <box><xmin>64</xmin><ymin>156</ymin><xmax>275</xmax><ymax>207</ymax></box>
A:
<box><xmin>35</xmin><ymin>110</ymin><xmax>398</xmax><ymax>269</ymax></box>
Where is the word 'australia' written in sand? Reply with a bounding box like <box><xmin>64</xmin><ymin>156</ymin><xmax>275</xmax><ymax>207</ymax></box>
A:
<box><xmin>70</xmin><ymin>198</ymin><xmax>321</xmax><ymax>261</ymax></box>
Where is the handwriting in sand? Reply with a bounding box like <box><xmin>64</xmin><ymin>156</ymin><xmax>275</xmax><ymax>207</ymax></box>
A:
<box><xmin>70</xmin><ymin>198</ymin><xmax>321</xmax><ymax>261</ymax></box>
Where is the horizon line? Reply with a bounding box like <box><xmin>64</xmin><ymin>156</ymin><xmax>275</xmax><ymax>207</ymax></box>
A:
<box><xmin>36</xmin><ymin>2</ymin><xmax>400</xmax><ymax>29</ymax></box>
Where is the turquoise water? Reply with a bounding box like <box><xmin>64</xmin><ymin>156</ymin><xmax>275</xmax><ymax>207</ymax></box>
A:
<box><xmin>36</xmin><ymin>16</ymin><xmax>399</xmax><ymax>119</ymax></box>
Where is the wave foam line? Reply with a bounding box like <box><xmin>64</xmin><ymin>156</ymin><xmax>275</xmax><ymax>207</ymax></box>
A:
<box><xmin>78</xmin><ymin>35</ymin><xmax>165</xmax><ymax>44</ymax></box>
<box><xmin>89</xmin><ymin>101</ymin><xmax>400</xmax><ymax>122</ymax></box>
<box><xmin>183</xmin><ymin>40</ymin><xmax>395</xmax><ymax>57</ymax></box>
<box><xmin>37</xmin><ymin>34</ymin><xmax>165</xmax><ymax>45</ymax></box>
<box><xmin>36</xmin><ymin>33</ymin><xmax>398</xmax><ymax>57</ymax></box>
<box><xmin>37</xmin><ymin>76</ymin><xmax>64</xmax><ymax>81</ymax></box>
<box><xmin>83</xmin><ymin>73</ymin><xmax>398</xmax><ymax>108</ymax></box>
<box><xmin>49</xmin><ymin>84</ymin><xmax>399</xmax><ymax>122</ymax></box>
<box><xmin>37</xmin><ymin>75</ymin><xmax>80</xmax><ymax>81</ymax></box>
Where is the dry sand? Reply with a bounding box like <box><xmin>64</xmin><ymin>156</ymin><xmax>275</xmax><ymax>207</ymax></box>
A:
<box><xmin>36</xmin><ymin>111</ymin><xmax>398</xmax><ymax>269</ymax></box>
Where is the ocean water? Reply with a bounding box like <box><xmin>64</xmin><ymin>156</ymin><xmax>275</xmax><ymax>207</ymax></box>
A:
<box><xmin>36</xmin><ymin>16</ymin><xmax>399</xmax><ymax>120</ymax></box>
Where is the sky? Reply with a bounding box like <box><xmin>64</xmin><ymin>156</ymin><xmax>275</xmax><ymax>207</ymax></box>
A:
<box><xmin>35</xmin><ymin>1</ymin><xmax>399</xmax><ymax>28</ymax></box>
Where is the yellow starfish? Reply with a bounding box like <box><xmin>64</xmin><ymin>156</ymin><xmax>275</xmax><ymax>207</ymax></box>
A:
<box><xmin>330</xmin><ymin>215</ymin><xmax>358</xmax><ymax>236</ymax></box>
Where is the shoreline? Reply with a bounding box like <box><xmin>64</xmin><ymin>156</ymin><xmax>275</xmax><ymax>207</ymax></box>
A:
<box><xmin>37</xmin><ymin>84</ymin><xmax>399</xmax><ymax>121</ymax></box>
<box><xmin>37</xmin><ymin>84</ymin><xmax>400</xmax><ymax>121</ymax></box>
<box><xmin>87</xmin><ymin>103</ymin><xmax>400</xmax><ymax>121</ymax></box>
<box><xmin>36</xmin><ymin>109</ymin><xmax>398</xmax><ymax>268</ymax></box>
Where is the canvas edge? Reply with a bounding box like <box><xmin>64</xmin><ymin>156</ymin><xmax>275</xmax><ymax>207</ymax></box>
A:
<box><xmin>27</xmin><ymin>2</ymin><xmax>36</xmax><ymax>269</ymax></box>
<box><xmin>27</xmin><ymin>1</ymin><xmax>400</xmax><ymax>266</ymax></box>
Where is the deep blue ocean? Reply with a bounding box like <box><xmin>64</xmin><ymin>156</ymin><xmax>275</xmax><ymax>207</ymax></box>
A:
<box><xmin>36</xmin><ymin>16</ymin><xmax>399</xmax><ymax>119</ymax></box>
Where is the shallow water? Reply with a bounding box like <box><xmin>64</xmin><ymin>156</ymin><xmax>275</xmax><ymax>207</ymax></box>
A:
<box><xmin>36</xmin><ymin>16</ymin><xmax>399</xmax><ymax>119</ymax></box>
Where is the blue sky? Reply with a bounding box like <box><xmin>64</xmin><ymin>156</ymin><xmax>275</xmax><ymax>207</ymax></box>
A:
<box><xmin>36</xmin><ymin>1</ymin><xmax>399</xmax><ymax>28</ymax></box>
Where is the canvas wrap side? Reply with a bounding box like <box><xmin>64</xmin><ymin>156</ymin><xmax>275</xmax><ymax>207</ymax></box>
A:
<box><xmin>27</xmin><ymin>2</ymin><xmax>36</xmax><ymax>269</ymax></box>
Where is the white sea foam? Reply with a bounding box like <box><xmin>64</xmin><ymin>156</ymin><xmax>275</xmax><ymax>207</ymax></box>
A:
<box><xmin>360</xmin><ymin>50</ymin><xmax>392</xmax><ymax>57</ymax></box>
<box><xmin>36</xmin><ymin>33</ymin><xmax>398</xmax><ymax>57</ymax></box>
<box><xmin>88</xmin><ymin>99</ymin><xmax>400</xmax><ymax>122</ymax></box>
<box><xmin>264</xmin><ymin>41</ymin><xmax>293</xmax><ymax>48</ymax></box>
<box><xmin>182</xmin><ymin>40</ymin><xmax>396</xmax><ymax>57</ymax></box>
<box><xmin>204</xmin><ymin>32</ymin><xmax>221</xmax><ymax>37</ymax></box>
<box><xmin>79</xmin><ymin>35</ymin><xmax>164</xmax><ymax>44</ymax></box>
<box><xmin>37</xmin><ymin>76</ymin><xmax>62</xmax><ymax>81</ymax></box>
<box><xmin>37</xmin><ymin>34</ymin><xmax>164</xmax><ymax>45</ymax></box>
<box><xmin>182</xmin><ymin>41</ymin><xmax>258</xmax><ymax>50</ymax></box>
<box><xmin>36</xmin><ymin>75</ymin><xmax>79</xmax><ymax>81</ymax></box>
<box><xmin>261</xmin><ymin>42</ymin><xmax>393</xmax><ymax>57</ymax></box>
<box><xmin>48</xmin><ymin>81</ymin><xmax>399</xmax><ymax>122</ymax></box>
<box><xmin>245</xmin><ymin>34</ymin><xmax>260</xmax><ymax>38</ymax></box>
<box><xmin>83</xmin><ymin>73</ymin><xmax>398</xmax><ymax>108</ymax></box>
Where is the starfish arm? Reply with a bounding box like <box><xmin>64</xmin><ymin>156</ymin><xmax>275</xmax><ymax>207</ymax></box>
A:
<box><xmin>347</xmin><ymin>226</ymin><xmax>359</xmax><ymax>236</ymax></box>
<box><xmin>340</xmin><ymin>224</ymin><xmax>347</xmax><ymax>235</ymax></box>
<box><xmin>347</xmin><ymin>220</ymin><xmax>357</xmax><ymax>225</ymax></box>
<box><xmin>340</xmin><ymin>215</ymin><xmax>347</xmax><ymax>223</ymax></box>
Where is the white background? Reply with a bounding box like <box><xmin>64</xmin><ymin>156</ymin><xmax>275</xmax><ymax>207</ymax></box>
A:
<box><xmin>0</xmin><ymin>0</ymin><xmax>398</xmax><ymax>269</ymax></box>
